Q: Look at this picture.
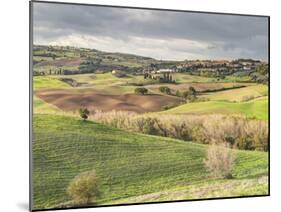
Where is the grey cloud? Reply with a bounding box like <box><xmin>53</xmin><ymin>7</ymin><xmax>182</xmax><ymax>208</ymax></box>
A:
<box><xmin>33</xmin><ymin>2</ymin><xmax>268</xmax><ymax>61</ymax></box>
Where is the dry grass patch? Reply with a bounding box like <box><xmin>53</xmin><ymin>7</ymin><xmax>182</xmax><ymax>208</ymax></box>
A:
<box><xmin>204</xmin><ymin>144</ymin><xmax>236</xmax><ymax>179</ymax></box>
<box><xmin>92</xmin><ymin>111</ymin><xmax>268</xmax><ymax>151</ymax></box>
<box><xmin>67</xmin><ymin>170</ymin><xmax>99</xmax><ymax>205</ymax></box>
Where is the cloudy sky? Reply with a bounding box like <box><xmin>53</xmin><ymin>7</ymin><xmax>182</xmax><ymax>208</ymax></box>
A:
<box><xmin>33</xmin><ymin>2</ymin><xmax>268</xmax><ymax>61</ymax></box>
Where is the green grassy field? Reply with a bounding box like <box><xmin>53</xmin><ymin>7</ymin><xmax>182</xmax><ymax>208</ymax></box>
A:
<box><xmin>34</xmin><ymin>76</ymin><xmax>70</xmax><ymax>90</ymax></box>
<box><xmin>163</xmin><ymin>97</ymin><xmax>268</xmax><ymax>120</ymax></box>
<box><xmin>109</xmin><ymin>176</ymin><xmax>268</xmax><ymax>204</ymax></box>
<box><xmin>66</xmin><ymin>73</ymin><xmax>128</xmax><ymax>85</ymax></box>
<box><xmin>202</xmin><ymin>84</ymin><xmax>268</xmax><ymax>102</ymax></box>
<box><xmin>34</xmin><ymin>73</ymin><xmax>263</xmax><ymax>97</ymax></box>
<box><xmin>33</xmin><ymin>114</ymin><xmax>268</xmax><ymax>210</ymax></box>
<box><xmin>54</xmin><ymin>73</ymin><xmax>142</xmax><ymax>94</ymax></box>
<box><xmin>222</xmin><ymin>75</ymin><xmax>253</xmax><ymax>82</ymax></box>
<box><xmin>33</xmin><ymin>45</ymin><xmax>157</xmax><ymax>75</ymax></box>
<box><xmin>172</xmin><ymin>73</ymin><xmax>213</xmax><ymax>83</ymax></box>
<box><xmin>33</xmin><ymin>64</ymin><xmax>80</xmax><ymax>74</ymax></box>
<box><xmin>33</xmin><ymin>96</ymin><xmax>61</xmax><ymax>114</ymax></box>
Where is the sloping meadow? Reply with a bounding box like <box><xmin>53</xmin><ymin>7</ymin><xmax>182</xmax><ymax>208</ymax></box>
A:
<box><xmin>33</xmin><ymin>114</ymin><xmax>268</xmax><ymax>209</ymax></box>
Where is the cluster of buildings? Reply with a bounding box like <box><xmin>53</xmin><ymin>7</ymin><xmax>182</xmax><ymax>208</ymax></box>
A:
<box><xmin>142</xmin><ymin>59</ymin><xmax>266</xmax><ymax>78</ymax></box>
<box><xmin>176</xmin><ymin>59</ymin><xmax>265</xmax><ymax>74</ymax></box>
<box><xmin>144</xmin><ymin>71</ymin><xmax>175</xmax><ymax>83</ymax></box>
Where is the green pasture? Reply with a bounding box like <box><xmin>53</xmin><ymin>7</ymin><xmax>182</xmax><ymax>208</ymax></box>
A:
<box><xmin>33</xmin><ymin>96</ymin><xmax>61</xmax><ymax>114</ymax></box>
<box><xmin>33</xmin><ymin>76</ymin><xmax>70</xmax><ymax>90</ymax></box>
<box><xmin>33</xmin><ymin>114</ymin><xmax>268</xmax><ymax>210</ymax></box>
<box><xmin>163</xmin><ymin>97</ymin><xmax>268</xmax><ymax>120</ymax></box>
<box><xmin>202</xmin><ymin>84</ymin><xmax>268</xmax><ymax>102</ymax></box>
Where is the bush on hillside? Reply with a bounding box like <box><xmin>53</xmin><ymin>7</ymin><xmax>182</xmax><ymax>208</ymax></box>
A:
<box><xmin>134</xmin><ymin>87</ymin><xmax>148</xmax><ymax>95</ymax></box>
<box><xmin>79</xmin><ymin>108</ymin><xmax>90</xmax><ymax>121</ymax></box>
<box><xmin>204</xmin><ymin>144</ymin><xmax>236</xmax><ymax>179</ymax></box>
<box><xmin>67</xmin><ymin>170</ymin><xmax>99</xmax><ymax>204</ymax></box>
<box><xmin>159</xmin><ymin>86</ymin><xmax>171</xmax><ymax>95</ymax></box>
<box><xmin>183</xmin><ymin>87</ymin><xmax>197</xmax><ymax>102</ymax></box>
<box><xmin>176</xmin><ymin>90</ymin><xmax>182</xmax><ymax>97</ymax></box>
<box><xmin>134</xmin><ymin>117</ymin><xmax>160</xmax><ymax>135</ymax></box>
<box><xmin>189</xmin><ymin>86</ymin><xmax>196</xmax><ymax>96</ymax></box>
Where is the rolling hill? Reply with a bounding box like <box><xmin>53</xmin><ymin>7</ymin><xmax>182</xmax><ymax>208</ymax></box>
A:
<box><xmin>34</xmin><ymin>76</ymin><xmax>70</xmax><ymax>90</ymax></box>
<box><xmin>202</xmin><ymin>84</ymin><xmax>268</xmax><ymax>102</ymax></box>
<box><xmin>162</xmin><ymin>97</ymin><xmax>268</xmax><ymax>120</ymax></box>
<box><xmin>33</xmin><ymin>45</ymin><xmax>157</xmax><ymax>75</ymax></box>
<box><xmin>33</xmin><ymin>114</ymin><xmax>268</xmax><ymax>210</ymax></box>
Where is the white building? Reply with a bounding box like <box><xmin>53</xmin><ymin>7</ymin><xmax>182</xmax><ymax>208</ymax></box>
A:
<box><xmin>156</xmin><ymin>69</ymin><xmax>174</xmax><ymax>73</ymax></box>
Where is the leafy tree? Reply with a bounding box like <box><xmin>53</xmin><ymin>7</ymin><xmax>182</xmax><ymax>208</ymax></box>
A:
<box><xmin>159</xmin><ymin>86</ymin><xmax>171</xmax><ymax>94</ymax></box>
<box><xmin>135</xmin><ymin>87</ymin><xmax>148</xmax><ymax>95</ymax></box>
<box><xmin>188</xmin><ymin>86</ymin><xmax>196</xmax><ymax>97</ymax></box>
<box><xmin>252</xmin><ymin>64</ymin><xmax>269</xmax><ymax>84</ymax></box>
<box><xmin>182</xmin><ymin>87</ymin><xmax>197</xmax><ymax>102</ymax></box>
<box><xmin>256</xmin><ymin>64</ymin><xmax>268</xmax><ymax>75</ymax></box>
<box><xmin>79</xmin><ymin>107</ymin><xmax>90</xmax><ymax>121</ymax></box>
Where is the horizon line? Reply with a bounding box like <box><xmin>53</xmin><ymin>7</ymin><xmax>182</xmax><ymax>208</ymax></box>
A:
<box><xmin>33</xmin><ymin>43</ymin><xmax>268</xmax><ymax>63</ymax></box>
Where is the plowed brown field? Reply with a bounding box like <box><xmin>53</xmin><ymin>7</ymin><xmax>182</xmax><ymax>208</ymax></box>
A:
<box><xmin>36</xmin><ymin>89</ymin><xmax>182</xmax><ymax>113</ymax></box>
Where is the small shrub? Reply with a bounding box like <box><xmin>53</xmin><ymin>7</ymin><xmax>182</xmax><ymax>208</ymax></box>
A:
<box><xmin>176</xmin><ymin>90</ymin><xmax>182</xmax><ymax>97</ymax></box>
<box><xmin>134</xmin><ymin>87</ymin><xmax>148</xmax><ymax>95</ymax></box>
<box><xmin>204</xmin><ymin>144</ymin><xmax>236</xmax><ymax>179</ymax></box>
<box><xmin>170</xmin><ymin>122</ymin><xmax>192</xmax><ymax>140</ymax></box>
<box><xmin>183</xmin><ymin>87</ymin><xmax>197</xmax><ymax>102</ymax></box>
<box><xmin>161</xmin><ymin>103</ymin><xmax>177</xmax><ymax>111</ymax></box>
<box><xmin>241</xmin><ymin>95</ymin><xmax>255</xmax><ymax>102</ymax></box>
<box><xmin>113</xmin><ymin>70</ymin><xmax>127</xmax><ymax>78</ymax></box>
<box><xmin>159</xmin><ymin>86</ymin><xmax>171</xmax><ymax>95</ymax></box>
<box><xmin>133</xmin><ymin>117</ymin><xmax>160</xmax><ymax>135</ymax></box>
<box><xmin>67</xmin><ymin>170</ymin><xmax>99</xmax><ymax>204</ymax></box>
<box><xmin>189</xmin><ymin>86</ymin><xmax>196</xmax><ymax>96</ymax></box>
<box><xmin>162</xmin><ymin>105</ymin><xmax>170</xmax><ymax>110</ymax></box>
<box><xmin>241</xmin><ymin>120</ymin><xmax>268</xmax><ymax>151</ymax></box>
<box><xmin>79</xmin><ymin>108</ymin><xmax>90</xmax><ymax>121</ymax></box>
